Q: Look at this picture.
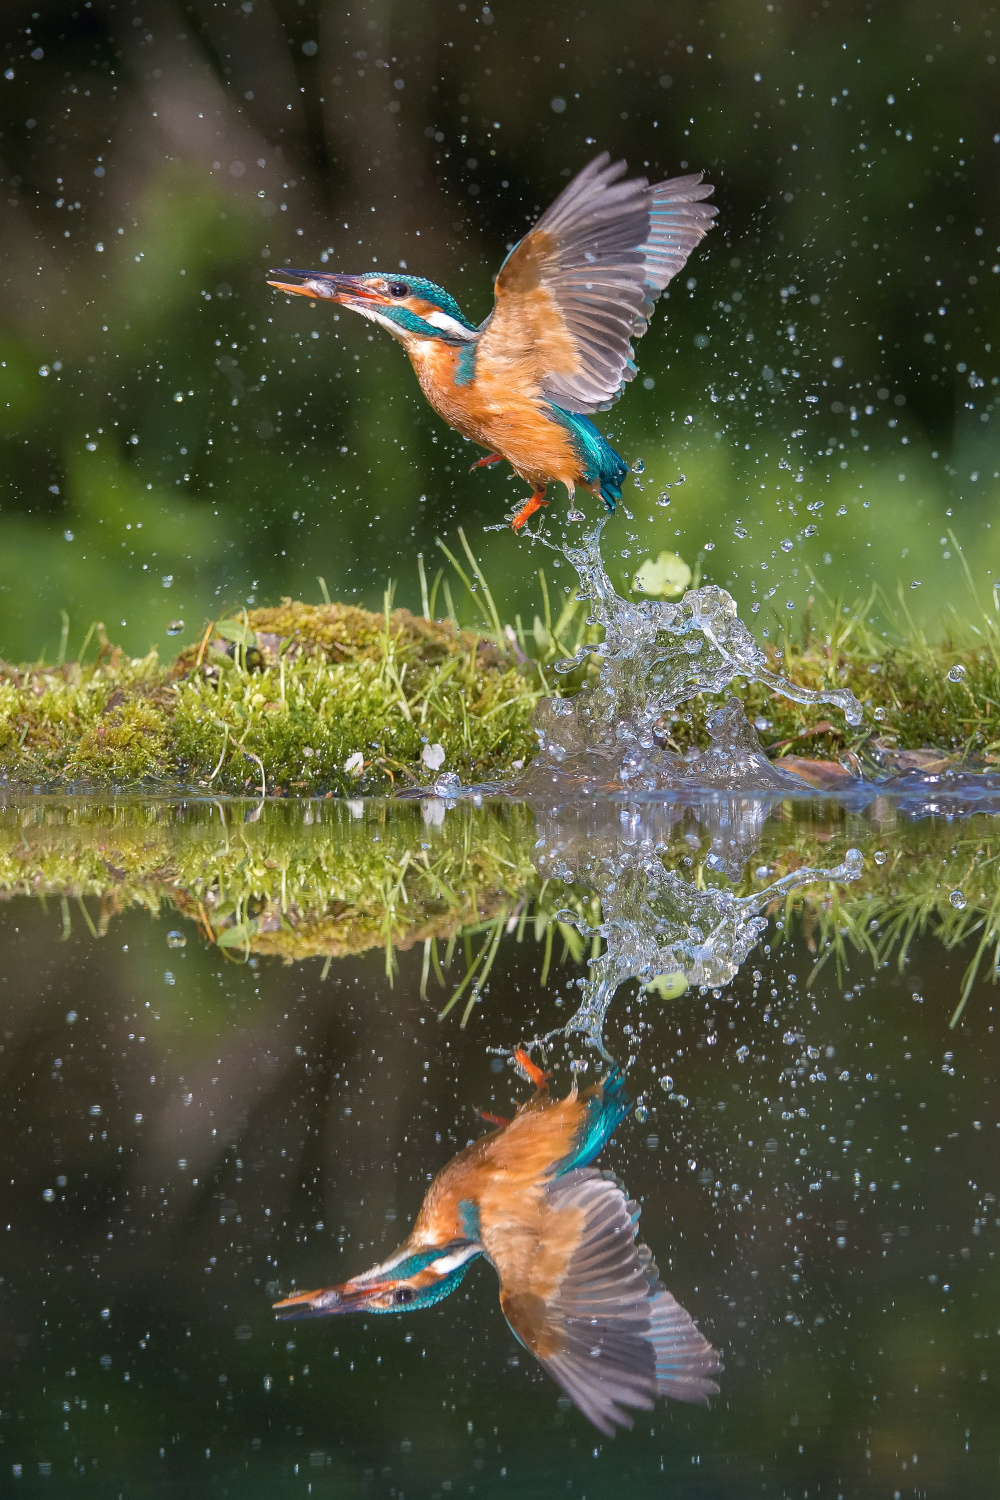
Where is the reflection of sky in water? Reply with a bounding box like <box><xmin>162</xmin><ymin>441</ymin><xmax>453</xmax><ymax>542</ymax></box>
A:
<box><xmin>0</xmin><ymin>794</ymin><xmax>998</xmax><ymax>1492</ymax></box>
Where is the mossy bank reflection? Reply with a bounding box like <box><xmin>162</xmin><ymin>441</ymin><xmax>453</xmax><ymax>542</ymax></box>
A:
<box><xmin>0</xmin><ymin>793</ymin><xmax>999</xmax><ymax>1492</ymax></box>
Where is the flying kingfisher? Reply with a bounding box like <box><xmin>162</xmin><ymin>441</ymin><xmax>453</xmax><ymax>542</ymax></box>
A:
<box><xmin>268</xmin><ymin>153</ymin><xmax>716</xmax><ymax>531</ymax></box>
<box><xmin>273</xmin><ymin>1051</ymin><xmax>721</xmax><ymax>1435</ymax></box>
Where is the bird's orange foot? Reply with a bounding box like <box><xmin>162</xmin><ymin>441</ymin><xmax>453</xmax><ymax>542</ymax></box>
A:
<box><xmin>511</xmin><ymin>490</ymin><xmax>548</xmax><ymax>532</ymax></box>
<box><xmin>469</xmin><ymin>453</ymin><xmax>504</xmax><ymax>472</ymax></box>
<box><xmin>513</xmin><ymin>1047</ymin><xmax>552</xmax><ymax>1091</ymax></box>
<box><xmin>475</xmin><ymin>1108</ymin><xmax>512</xmax><ymax>1128</ymax></box>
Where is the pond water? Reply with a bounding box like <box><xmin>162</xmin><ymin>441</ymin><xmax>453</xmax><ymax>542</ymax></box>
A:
<box><xmin>1</xmin><ymin>791</ymin><xmax>998</xmax><ymax>1498</ymax></box>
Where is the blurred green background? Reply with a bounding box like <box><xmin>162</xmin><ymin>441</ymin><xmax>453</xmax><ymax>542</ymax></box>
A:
<box><xmin>0</xmin><ymin>0</ymin><xmax>997</xmax><ymax>662</ymax></box>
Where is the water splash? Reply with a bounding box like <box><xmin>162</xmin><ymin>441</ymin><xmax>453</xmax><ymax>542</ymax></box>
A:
<box><xmin>517</xmin><ymin>521</ymin><xmax>862</xmax><ymax>795</ymax></box>
<box><xmin>530</xmin><ymin>798</ymin><xmax>862</xmax><ymax>1056</ymax></box>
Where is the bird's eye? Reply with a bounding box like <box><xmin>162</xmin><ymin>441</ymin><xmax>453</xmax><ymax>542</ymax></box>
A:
<box><xmin>388</xmin><ymin>282</ymin><xmax>409</xmax><ymax>298</ymax></box>
<box><xmin>393</xmin><ymin>1286</ymin><xmax>415</xmax><ymax>1304</ymax></box>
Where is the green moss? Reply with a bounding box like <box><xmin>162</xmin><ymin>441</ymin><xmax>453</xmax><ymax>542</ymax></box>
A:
<box><xmin>0</xmin><ymin>568</ymin><xmax>998</xmax><ymax>791</ymax></box>
<box><xmin>0</xmin><ymin>602</ymin><xmax>541</xmax><ymax>793</ymax></box>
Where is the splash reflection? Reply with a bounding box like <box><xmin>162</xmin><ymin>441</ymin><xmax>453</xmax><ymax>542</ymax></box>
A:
<box><xmin>530</xmin><ymin>795</ymin><xmax>862</xmax><ymax>1054</ymax></box>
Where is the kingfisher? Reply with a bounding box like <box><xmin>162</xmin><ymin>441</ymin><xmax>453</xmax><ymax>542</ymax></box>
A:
<box><xmin>268</xmin><ymin>153</ymin><xmax>716</xmax><ymax>531</ymax></box>
<box><xmin>273</xmin><ymin>1051</ymin><xmax>721</xmax><ymax>1435</ymax></box>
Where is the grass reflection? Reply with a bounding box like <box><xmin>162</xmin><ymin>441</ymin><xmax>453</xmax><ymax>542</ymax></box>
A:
<box><xmin>0</xmin><ymin>796</ymin><xmax>998</xmax><ymax>1032</ymax></box>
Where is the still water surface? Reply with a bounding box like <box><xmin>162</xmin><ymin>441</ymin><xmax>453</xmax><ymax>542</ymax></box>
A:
<box><xmin>0</xmin><ymin>794</ymin><xmax>997</xmax><ymax>1497</ymax></box>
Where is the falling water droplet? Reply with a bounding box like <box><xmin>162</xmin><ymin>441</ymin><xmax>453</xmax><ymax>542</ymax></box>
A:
<box><xmin>683</xmin><ymin>414</ymin><xmax>693</xmax><ymax>425</ymax></box>
<box><xmin>634</xmin><ymin>1102</ymin><xmax>648</xmax><ymax>1123</ymax></box>
<box><xmin>631</xmin><ymin>458</ymin><xmax>645</xmax><ymax>474</ymax></box>
<box><xmin>569</xmin><ymin>1058</ymin><xmax>589</xmax><ymax>1074</ymax></box>
<box><xmin>803</xmin><ymin>524</ymin><xmax>818</xmax><ymax>537</ymax></box>
<box><xmin>734</xmin><ymin>523</ymin><xmax>748</xmax><ymax>539</ymax></box>
<box><xmin>948</xmin><ymin>664</ymin><xmax>966</xmax><ymax>682</ymax></box>
<box><xmin>873</xmin><ymin>707</ymin><xmax>886</xmax><ymax>722</ymax></box>
<box><xmin>735</xmin><ymin>1045</ymin><xmax>749</xmax><ymax>1062</ymax></box>
<box><xmin>166</xmin><ymin>930</ymin><xmax>187</xmax><ymax>949</ymax></box>
<box><xmin>780</xmin><ymin>539</ymin><xmax>794</xmax><ymax>553</ymax></box>
<box><xmin>874</xmin><ymin>851</ymin><xmax>887</xmax><ymax>865</ymax></box>
<box><xmin>656</xmin><ymin>491</ymin><xmax>672</xmax><ymax>507</ymax></box>
<box><xmin>659</xmin><ymin>1074</ymin><xmax>675</xmax><ymax>1092</ymax></box>
<box><xmin>165</xmin><ymin>620</ymin><xmax>185</xmax><ymax>637</ymax></box>
<box><xmin>950</xmin><ymin>890</ymin><xmax>967</xmax><ymax>910</ymax></box>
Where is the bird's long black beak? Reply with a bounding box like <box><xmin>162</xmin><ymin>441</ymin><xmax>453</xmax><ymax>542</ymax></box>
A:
<box><xmin>272</xmin><ymin>1279</ymin><xmax>394</xmax><ymax>1318</ymax></box>
<box><xmin>266</xmin><ymin>269</ymin><xmax>383</xmax><ymax>303</ymax></box>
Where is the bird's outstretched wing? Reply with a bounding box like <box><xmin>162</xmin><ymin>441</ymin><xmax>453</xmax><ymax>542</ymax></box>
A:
<box><xmin>496</xmin><ymin>1168</ymin><xmax>721</xmax><ymax>1435</ymax></box>
<box><xmin>477</xmin><ymin>154</ymin><xmax>716</xmax><ymax>415</ymax></box>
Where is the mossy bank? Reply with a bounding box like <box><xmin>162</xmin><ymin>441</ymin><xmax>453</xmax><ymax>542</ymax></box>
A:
<box><xmin>0</xmin><ymin>587</ymin><xmax>998</xmax><ymax>793</ymax></box>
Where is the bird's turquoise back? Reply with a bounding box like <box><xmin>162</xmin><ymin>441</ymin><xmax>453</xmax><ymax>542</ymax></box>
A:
<box><xmin>554</xmin><ymin>1069</ymin><xmax>632</xmax><ymax>1176</ymax></box>
<box><xmin>547</xmin><ymin>406</ymin><xmax>629</xmax><ymax>511</ymax></box>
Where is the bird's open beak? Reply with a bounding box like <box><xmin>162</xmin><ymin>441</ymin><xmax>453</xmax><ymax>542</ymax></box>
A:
<box><xmin>266</xmin><ymin>269</ymin><xmax>386</xmax><ymax>304</ymax></box>
<box><xmin>272</xmin><ymin>1279</ymin><xmax>395</xmax><ymax>1318</ymax></box>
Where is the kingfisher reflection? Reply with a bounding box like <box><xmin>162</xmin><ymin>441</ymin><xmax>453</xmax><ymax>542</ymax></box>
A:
<box><xmin>275</xmin><ymin>1049</ymin><xmax>721</xmax><ymax>1435</ymax></box>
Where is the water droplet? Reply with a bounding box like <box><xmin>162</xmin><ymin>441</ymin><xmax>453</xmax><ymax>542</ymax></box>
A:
<box><xmin>569</xmin><ymin>1058</ymin><xmax>589</xmax><ymax>1074</ymax></box>
<box><xmin>803</xmin><ymin>524</ymin><xmax>818</xmax><ymax>537</ymax></box>
<box><xmin>656</xmin><ymin>490</ymin><xmax>672</xmax><ymax>506</ymax></box>
<box><xmin>683</xmin><ymin>414</ymin><xmax>693</xmax><ymax>424</ymax></box>
<box><xmin>780</xmin><ymin>538</ymin><xmax>794</xmax><ymax>552</ymax></box>
<box><xmin>66</xmin><ymin>1010</ymin><xmax>77</xmax><ymax>1024</ymax></box>
<box><xmin>873</xmin><ymin>707</ymin><xmax>886</xmax><ymax>722</ymax></box>
<box><xmin>166</xmin><ymin>930</ymin><xmax>187</xmax><ymax>949</ymax></box>
<box><xmin>948</xmin><ymin>664</ymin><xmax>966</xmax><ymax>682</ymax></box>
<box><xmin>736</xmin><ymin>1045</ymin><xmax>749</xmax><ymax>1062</ymax></box>
<box><xmin>873</xmin><ymin>851</ymin><xmax>887</xmax><ymax>865</ymax></box>
<box><xmin>782</xmin><ymin>1031</ymin><xmax>798</xmax><ymax>1046</ymax></box>
<box><xmin>264</xmin><ymin>1375</ymin><xmax>273</xmax><ymax>1391</ymax></box>
<box><xmin>734</xmin><ymin>523</ymin><xmax>748</xmax><ymax>539</ymax></box>
<box><xmin>910</xmin><ymin>580</ymin><xmax>922</xmax><ymax>589</ymax></box>
<box><xmin>42</xmin><ymin>1188</ymin><xmax>55</xmax><ymax>1202</ymax></box>
<box><xmin>631</xmin><ymin>458</ymin><xmax>645</xmax><ymax>474</ymax></box>
<box><xmin>165</xmin><ymin>620</ymin><xmax>185</xmax><ymax>637</ymax></box>
<box><xmin>950</xmin><ymin>890</ymin><xmax>967</xmax><ymax>910</ymax></box>
<box><xmin>89</xmin><ymin>1104</ymin><xmax>102</xmax><ymax>1116</ymax></box>
<box><xmin>659</xmin><ymin>1074</ymin><xmax>675</xmax><ymax>1092</ymax></box>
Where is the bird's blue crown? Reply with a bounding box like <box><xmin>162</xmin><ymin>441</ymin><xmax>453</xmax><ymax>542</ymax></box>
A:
<box><xmin>358</xmin><ymin>272</ymin><xmax>478</xmax><ymax>333</ymax></box>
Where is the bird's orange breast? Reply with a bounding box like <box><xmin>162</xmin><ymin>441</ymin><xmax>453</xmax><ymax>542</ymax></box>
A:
<box><xmin>404</xmin><ymin>340</ymin><xmax>583</xmax><ymax>490</ymax></box>
<box><xmin>409</xmin><ymin>1088</ymin><xmax>588</xmax><ymax>1254</ymax></box>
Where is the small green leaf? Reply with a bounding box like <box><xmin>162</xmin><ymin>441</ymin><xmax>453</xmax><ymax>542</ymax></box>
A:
<box><xmin>215</xmin><ymin>619</ymin><xmax>257</xmax><ymax>647</ymax></box>
<box><xmin>645</xmin><ymin>971</ymin><xmax>689</xmax><ymax>1000</ymax></box>
<box><xmin>631</xmin><ymin>552</ymin><xmax>693</xmax><ymax>599</ymax></box>
<box><xmin>216</xmin><ymin>920</ymin><xmax>258</xmax><ymax>949</ymax></box>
